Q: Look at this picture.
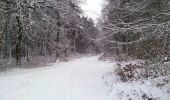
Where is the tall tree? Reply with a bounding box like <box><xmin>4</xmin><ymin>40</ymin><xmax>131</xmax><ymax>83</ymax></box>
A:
<box><xmin>101</xmin><ymin>0</ymin><xmax>170</xmax><ymax>61</ymax></box>
<box><xmin>0</xmin><ymin>0</ymin><xmax>99</xmax><ymax>69</ymax></box>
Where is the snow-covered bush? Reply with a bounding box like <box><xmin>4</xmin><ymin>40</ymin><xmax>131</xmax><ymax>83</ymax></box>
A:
<box><xmin>104</xmin><ymin>60</ymin><xmax>170</xmax><ymax>100</ymax></box>
<box><xmin>0</xmin><ymin>59</ymin><xmax>7</xmax><ymax>71</ymax></box>
<box><xmin>115</xmin><ymin>61</ymin><xmax>170</xmax><ymax>82</ymax></box>
<box><xmin>116</xmin><ymin>63</ymin><xmax>144</xmax><ymax>82</ymax></box>
<box><xmin>144</xmin><ymin>63</ymin><xmax>170</xmax><ymax>79</ymax></box>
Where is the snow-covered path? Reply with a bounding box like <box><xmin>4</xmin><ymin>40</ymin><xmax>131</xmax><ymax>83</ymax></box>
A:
<box><xmin>0</xmin><ymin>56</ymin><xmax>113</xmax><ymax>100</ymax></box>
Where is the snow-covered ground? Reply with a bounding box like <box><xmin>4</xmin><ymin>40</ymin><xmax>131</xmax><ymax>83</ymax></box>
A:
<box><xmin>0</xmin><ymin>56</ymin><xmax>113</xmax><ymax>100</ymax></box>
<box><xmin>104</xmin><ymin>74</ymin><xmax>170</xmax><ymax>100</ymax></box>
<box><xmin>0</xmin><ymin>56</ymin><xmax>169</xmax><ymax>100</ymax></box>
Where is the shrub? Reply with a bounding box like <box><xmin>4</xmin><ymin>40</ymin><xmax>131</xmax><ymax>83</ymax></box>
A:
<box><xmin>115</xmin><ymin>61</ymin><xmax>170</xmax><ymax>82</ymax></box>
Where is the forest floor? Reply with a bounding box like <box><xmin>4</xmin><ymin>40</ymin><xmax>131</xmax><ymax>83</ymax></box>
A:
<box><xmin>0</xmin><ymin>56</ymin><xmax>169</xmax><ymax>100</ymax></box>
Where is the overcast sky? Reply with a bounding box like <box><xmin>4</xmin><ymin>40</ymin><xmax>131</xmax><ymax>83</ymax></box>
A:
<box><xmin>80</xmin><ymin>0</ymin><xmax>104</xmax><ymax>23</ymax></box>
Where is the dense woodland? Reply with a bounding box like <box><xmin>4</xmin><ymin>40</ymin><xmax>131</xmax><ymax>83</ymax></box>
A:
<box><xmin>0</xmin><ymin>0</ymin><xmax>170</xmax><ymax>99</ymax></box>
<box><xmin>99</xmin><ymin>0</ymin><xmax>170</xmax><ymax>82</ymax></box>
<box><xmin>100</xmin><ymin>0</ymin><xmax>170</xmax><ymax>62</ymax></box>
<box><xmin>0</xmin><ymin>0</ymin><xmax>99</xmax><ymax>69</ymax></box>
<box><xmin>0</xmin><ymin>0</ymin><xmax>170</xmax><ymax>71</ymax></box>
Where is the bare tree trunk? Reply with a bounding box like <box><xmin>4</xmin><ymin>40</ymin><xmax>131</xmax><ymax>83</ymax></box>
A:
<box><xmin>56</xmin><ymin>10</ymin><xmax>60</xmax><ymax>59</ymax></box>
<box><xmin>3</xmin><ymin>2</ymin><xmax>12</xmax><ymax>62</ymax></box>
<box><xmin>16</xmin><ymin>16</ymin><xmax>22</xmax><ymax>66</ymax></box>
<box><xmin>26</xmin><ymin>38</ymin><xmax>29</xmax><ymax>62</ymax></box>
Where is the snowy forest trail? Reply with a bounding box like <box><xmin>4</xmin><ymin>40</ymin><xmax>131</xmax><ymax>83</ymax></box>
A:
<box><xmin>0</xmin><ymin>56</ymin><xmax>113</xmax><ymax>100</ymax></box>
